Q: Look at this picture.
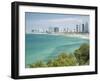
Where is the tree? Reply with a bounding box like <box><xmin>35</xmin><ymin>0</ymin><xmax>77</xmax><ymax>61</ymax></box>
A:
<box><xmin>29</xmin><ymin>43</ymin><xmax>89</xmax><ymax>68</ymax></box>
<box><xmin>47</xmin><ymin>53</ymin><xmax>77</xmax><ymax>67</ymax></box>
<box><xmin>74</xmin><ymin>43</ymin><xmax>89</xmax><ymax>65</ymax></box>
<box><xmin>29</xmin><ymin>60</ymin><xmax>47</xmax><ymax>68</ymax></box>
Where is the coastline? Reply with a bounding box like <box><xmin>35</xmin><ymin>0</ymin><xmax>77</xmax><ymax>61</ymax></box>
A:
<box><xmin>27</xmin><ymin>33</ymin><xmax>89</xmax><ymax>40</ymax></box>
<box><xmin>26</xmin><ymin>33</ymin><xmax>89</xmax><ymax>67</ymax></box>
<box><xmin>59</xmin><ymin>33</ymin><xmax>89</xmax><ymax>40</ymax></box>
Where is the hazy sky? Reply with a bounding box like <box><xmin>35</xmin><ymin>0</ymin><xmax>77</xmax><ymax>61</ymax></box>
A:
<box><xmin>25</xmin><ymin>12</ymin><xmax>89</xmax><ymax>33</ymax></box>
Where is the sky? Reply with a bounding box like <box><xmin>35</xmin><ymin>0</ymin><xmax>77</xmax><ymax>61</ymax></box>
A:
<box><xmin>25</xmin><ymin>12</ymin><xmax>90</xmax><ymax>33</ymax></box>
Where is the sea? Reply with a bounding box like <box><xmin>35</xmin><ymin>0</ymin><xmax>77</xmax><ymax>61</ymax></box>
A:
<box><xmin>25</xmin><ymin>34</ymin><xmax>89</xmax><ymax>67</ymax></box>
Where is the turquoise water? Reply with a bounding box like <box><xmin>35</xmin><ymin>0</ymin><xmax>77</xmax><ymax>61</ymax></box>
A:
<box><xmin>25</xmin><ymin>34</ymin><xmax>89</xmax><ymax>67</ymax></box>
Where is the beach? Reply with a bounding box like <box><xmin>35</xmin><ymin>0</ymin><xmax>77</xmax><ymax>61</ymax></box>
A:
<box><xmin>59</xmin><ymin>33</ymin><xmax>89</xmax><ymax>39</ymax></box>
<box><xmin>31</xmin><ymin>32</ymin><xmax>89</xmax><ymax>39</ymax></box>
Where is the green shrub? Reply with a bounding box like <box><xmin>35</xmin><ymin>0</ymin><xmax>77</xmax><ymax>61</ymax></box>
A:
<box><xmin>29</xmin><ymin>43</ymin><xmax>89</xmax><ymax>68</ymax></box>
<box><xmin>29</xmin><ymin>60</ymin><xmax>47</xmax><ymax>68</ymax></box>
<box><xmin>47</xmin><ymin>53</ymin><xmax>77</xmax><ymax>67</ymax></box>
<box><xmin>74</xmin><ymin>43</ymin><xmax>89</xmax><ymax>65</ymax></box>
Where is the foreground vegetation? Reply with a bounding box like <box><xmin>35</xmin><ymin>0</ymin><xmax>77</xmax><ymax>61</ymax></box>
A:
<box><xmin>29</xmin><ymin>43</ymin><xmax>89</xmax><ymax>68</ymax></box>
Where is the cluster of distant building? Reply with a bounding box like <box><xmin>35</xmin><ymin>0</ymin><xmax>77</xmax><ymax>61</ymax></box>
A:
<box><xmin>31</xmin><ymin>22</ymin><xmax>89</xmax><ymax>34</ymax></box>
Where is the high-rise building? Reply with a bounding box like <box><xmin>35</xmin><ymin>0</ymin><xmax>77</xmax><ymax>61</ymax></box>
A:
<box><xmin>49</xmin><ymin>27</ymin><xmax>54</xmax><ymax>33</ymax></box>
<box><xmin>82</xmin><ymin>22</ymin><xmax>89</xmax><ymax>33</ymax></box>
<box><xmin>85</xmin><ymin>22</ymin><xmax>89</xmax><ymax>33</ymax></box>
<box><xmin>54</xmin><ymin>27</ymin><xmax>59</xmax><ymax>32</ymax></box>
<box><xmin>79</xmin><ymin>24</ymin><xmax>81</xmax><ymax>32</ymax></box>
<box><xmin>63</xmin><ymin>28</ymin><xmax>66</xmax><ymax>32</ymax></box>
<box><xmin>67</xmin><ymin>27</ymin><xmax>69</xmax><ymax>32</ymax></box>
<box><xmin>76</xmin><ymin>25</ymin><xmax>79</xmax><ymax>32</ymax></box>
<box><xmin>82</xmin><ymin>24</ymin><xmax>85</xmax><ymax>33</ymax></box>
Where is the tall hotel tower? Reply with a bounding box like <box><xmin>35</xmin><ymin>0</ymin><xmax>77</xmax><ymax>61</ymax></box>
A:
<box><xmin>82</xmin><ymin>24</ymin><xmax>85</xmax><ymax>33</ymax></box>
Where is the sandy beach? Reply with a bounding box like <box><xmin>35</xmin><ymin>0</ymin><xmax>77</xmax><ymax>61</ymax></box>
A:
<box><xmin>46</xmin><ymin>33</ymin><xmax>89</xmax><ymax>39</ymax></box>
<box><xmin>30</xmin><ymin>32</ymin><xmax>89</xmax><ymax>40</ymax></box>
<box><xmin>60</xmin><ymin>33</ymin><xmax>89</xmax><ymax>39</ymax></box>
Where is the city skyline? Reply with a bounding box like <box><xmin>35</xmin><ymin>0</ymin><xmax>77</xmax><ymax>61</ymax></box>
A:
<box><xmin>25</xmin><ymin>12</ymin><xmax>90</xmax><ymax>34</ymax></box>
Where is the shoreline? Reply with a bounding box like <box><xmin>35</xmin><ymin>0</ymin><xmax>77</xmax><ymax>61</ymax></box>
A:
<box><xmin>26</xmin><ymin>33</ymin><xmax>89</xmax><ymax>40</ymax></box>
<box><xmin>59</xmin><ymin>33</ymin><xmax>89</xmax><ymax>39</ymax></box>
